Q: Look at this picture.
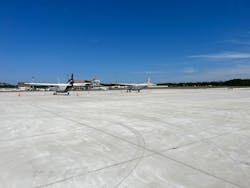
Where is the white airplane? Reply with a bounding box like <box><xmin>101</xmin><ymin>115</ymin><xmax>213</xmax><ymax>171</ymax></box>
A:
<box><xmin>26</xmin><ymin>74</ymin><xmax>87</xmax><ymax>95</ymax></box>
<box><xmin>118</xmin><ymin>77</ymin><xmax>155</xmax><ymax>92</ymax></box>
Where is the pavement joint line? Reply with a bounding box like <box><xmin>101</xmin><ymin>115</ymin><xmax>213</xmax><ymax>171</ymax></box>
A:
<box><xmin>0</xmin><ymin>129</ymin><xmax>80</xmax><ymax>142</ymax></box>
<box><xmin>202</xmin><ymin>139</ymin><xmax>249</xmax><ymax>179</ymax></box>
<box><xmin>30</xmin><ymin>103</ymin><xmax>147</xmax><ymax>188</ymax></box>
<box><xmin>0</xmin><ymin>131</ymin><xmax>62</xmax><ymax>142</ymax></box>
<box><xmin>35</xmin><ymin>154</ymin><xmax>153</xmax><ymax>188</ymax></box>
<box><xmin>30</xmin><ymin>103</ymin><xmax>246</xmax><ymax>188</ymax></box>
<box><xmin>111</xmin><ymin>122</ymin><xmax>146</xmax><ymax>188</ymax></box>
<box><xmin>154</xmin><ymin>128</ymin><xmax>249</xmax><ymax>154</ymax></box>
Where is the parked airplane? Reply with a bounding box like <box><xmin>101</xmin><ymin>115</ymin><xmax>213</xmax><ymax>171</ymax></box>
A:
<box><xmin>26</xmin><ymin>74</ymin><xmax>86</xmax><ymax>95</ymax></box>
<box><xmin>118</xmin><ymin>77</ymin><xmax>155</xmax><ymax>92</ymax></box>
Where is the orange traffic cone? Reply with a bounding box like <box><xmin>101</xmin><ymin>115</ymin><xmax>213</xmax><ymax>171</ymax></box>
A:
<box><xmin>76</xmin><ymin>93</ymin><xmax>80</xmax><ymax>96</ymax></box>
<box><xmin>17</xmin><ymin>92</ymin><xmax>21</xmax><ymax>96</ymax></box>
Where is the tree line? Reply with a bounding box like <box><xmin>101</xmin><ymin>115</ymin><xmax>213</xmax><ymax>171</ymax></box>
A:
<box><xmin>0</xmin><ymin>83</ymin><xmax>16</xmax><ymax>88</ymax></box>
<box><xmin>1</xmin><ymin>78</ymin><xmax>250</xmax><ymax>88</ymax></box>
<box><xmin>157</xmin><ymin>79</ymin><xmax>250</xmax><ymax>87</ymax></box>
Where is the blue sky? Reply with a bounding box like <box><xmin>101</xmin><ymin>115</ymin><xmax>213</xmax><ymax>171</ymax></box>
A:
<box><xmin>1</xmin><ymin>0</ymin><xmax>250</xmax><ymax>84</ymax></box>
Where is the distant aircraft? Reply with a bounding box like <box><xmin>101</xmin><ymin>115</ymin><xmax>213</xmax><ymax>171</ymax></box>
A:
<box><xmin>26</xmin><ymin>74</ymin><xmax>87</xmax><ymax>95</ymax></box>
<box><xmin>118</xmin><ymin>77</ymin><xmax>155</xmax><ymax>92</ymax></box>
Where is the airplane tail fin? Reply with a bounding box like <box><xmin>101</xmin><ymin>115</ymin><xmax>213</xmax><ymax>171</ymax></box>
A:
<box><xmin>68</xmin><ymin>73</ymin><xmax>74</xmax><ymax>86</ymax></box>
<box><xmin>147</xmin><ymin>76</ymin><xmax>151</xmax><ymax>85</ymax></box>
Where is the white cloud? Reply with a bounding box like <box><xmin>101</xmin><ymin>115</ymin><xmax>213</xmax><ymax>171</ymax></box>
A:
<box><xmin>176</xmin><ymin>65</ymin><xmax>250</xmax><ymax>82</ymax></box>
<box><xmin>223</xmin><ymin>39</ymin><xmax>250</xmax><ymax>45</ymax></box>
<box><xmin>181</xmin><ymin>68</ymin><xmax>196</xmax><ymax>74</ymax></box>
<box><xmin>188</xmin><ymin>52</ymin><xmax>250</xmax><ymax>59</ymax></box>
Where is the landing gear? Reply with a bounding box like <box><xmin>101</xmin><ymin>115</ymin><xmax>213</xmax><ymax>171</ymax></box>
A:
<box><xmin>53</xmin><ymin>91</ymin><xmax>70</xmax><ymax>95</ymax></box>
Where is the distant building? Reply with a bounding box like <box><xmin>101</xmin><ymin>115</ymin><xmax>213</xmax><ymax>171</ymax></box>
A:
<box><xmin>18</xmin><ymin>82</ymin><xmax>31</xmax><ymax>91</ymax></box>
<box><xmin>73</xmin><ymin>80</ymin><xmax>91</xmax><ymax>90</ymax></box>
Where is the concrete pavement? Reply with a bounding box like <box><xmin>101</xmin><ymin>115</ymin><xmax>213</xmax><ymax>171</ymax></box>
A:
<box><xmin>0</xmin><ymin>89</ymin><xmax>249</xmax><ymax>188</ymax></box>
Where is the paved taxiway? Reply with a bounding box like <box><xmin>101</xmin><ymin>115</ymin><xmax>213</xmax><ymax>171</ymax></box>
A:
<box><xmin>0</xmin><ymin>89</ymin><xmax>250</xmax><ymax>188</ymax></box>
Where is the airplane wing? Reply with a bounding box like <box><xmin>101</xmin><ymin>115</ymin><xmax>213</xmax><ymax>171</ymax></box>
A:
<box><xmin>115</xmin><ymin>83</ymin><xmax>138</xmax><ymax>86</ymax></box>
<box><xmin>25</xmin><ymin>83</ymin><xmax>68</xmax><ymax>87</ymax></box>
<box><xmin>26</xmin><ymin>83</ymin><xmax>89</xmax><ymax>87</ymax></box>
<box><xmin>115</xmin><ymin>77</ymin><xmax>155</xmax><ymax>87</ymax></box>
<box><xmin>118</xmin><ymin>83</ymin><xmax>151</xmax><ymax>87</ymax></box>
<box><xmin>117</xmin><ymin>83</ymin><xmax>155</xmax><ymax>87</ymax></box>
<box><xmin>73</xmin><ymin>83</ymin><xmax>89</xmax><ymax>86</ymax></box>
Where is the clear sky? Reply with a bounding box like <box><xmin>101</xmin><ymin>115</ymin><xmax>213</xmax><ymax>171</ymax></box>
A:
<box><xmin>1</xmin><ymin>0</ymin><xmax>250</xmax><ymax>84</ymax></box>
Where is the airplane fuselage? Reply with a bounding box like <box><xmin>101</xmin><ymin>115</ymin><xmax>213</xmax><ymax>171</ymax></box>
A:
<box><xmin>25</xmin><ymin>74</ymin><xmax>75</xmax><ymax>95</ymax></box>
<box><xmin>127</xmin><ymin>84</ymin><xmax>147</xmax><ymax>92</ymax></box>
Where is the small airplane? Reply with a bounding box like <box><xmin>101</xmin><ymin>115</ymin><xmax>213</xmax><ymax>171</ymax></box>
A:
<box><xmin>118</xmin><ymin>77</ymin><xmax>155</xmax><ymax>92</ymax></box>
<box><xmin>26</xmin><ymin>74</ymin><xmax>86</xmax><ymax>95</ymax></box>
